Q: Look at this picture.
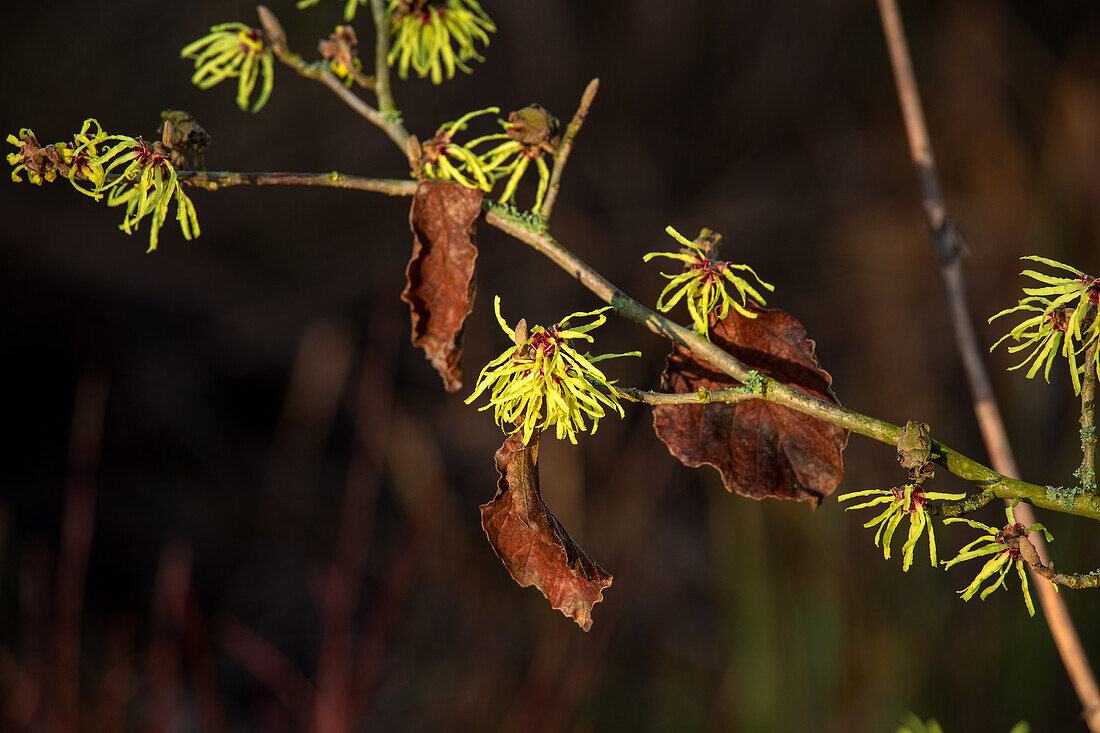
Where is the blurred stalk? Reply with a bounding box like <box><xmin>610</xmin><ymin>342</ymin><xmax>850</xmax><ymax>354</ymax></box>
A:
<box><xmin>708</xmin><ymin>494</ymin><xmax>780</xmax><ymax>731</ymax></box>
<box><xmin>312</xmin><ymin>309</ymin><xmax>397</xmax><ymax>733</ymax></box>
<box><xmin>875</xmin><ymin>1</ymin><xmax>1100</xmax><ymax>729</ymax></box>
<box><xmin>56</xmin><ymin>371</ymin><xmax>109</xmax><ymax>732</ymax></box>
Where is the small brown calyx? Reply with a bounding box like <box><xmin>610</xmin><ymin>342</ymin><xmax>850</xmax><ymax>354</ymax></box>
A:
<box><xmin>513</xmin><ymin>318</ymin><xmax>529</xmax><ymax>348</ymax></box>
<box><xmin>256</xmin><ymin>5</ymin><xmax>287</xmax><ymax>51</ymax></box>
<box><xmin>12</xmin><ymin>133</ymin><xmax>71</xmax><ymax>181</ymax></box>
<box><xmin>995</xmin><ymin>522</ymin><xmax>1028</xmax><ymax>558</ymax></box>
<box><xmin>505</xmin><ymin>105</ymin><xmax>560</xmax><ymax>157</ymax></box>
<box><xmin>390</xmin><ymin>0</ymin><xmax>430</xmax><ymax>21</ymax></box>
<box><xmin>896</xmin><ymin>420</ymin><xmax>938</xmax><ymax>482</ymax></box>
<box><xmin>1044</xmin><ymin>306</ymin><xmax>1075</xmax><ymax>333</ymax></box>
<box><xmin>691</xmin><ymin>228</ymin><xmax>723</xmax><ymax>259</ymax></box>
<box><xmin>1016</xmin><ymin>535</ymin><xmax>1041</xmax><ymax>567</ymax></box>
<box><xmin>420</xmin><ymin>125</ymin><xmax>456</xmax><ymax>166</ymax></box>
<box><xmin>158</xmin><ymin>110</ymin><xmax>210</xmax><ymax>170</ymax></box>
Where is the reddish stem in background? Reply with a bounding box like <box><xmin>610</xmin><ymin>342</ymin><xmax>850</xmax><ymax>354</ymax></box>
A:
<box><xmin>55</xmin><ymin>371</ymin><xmax>109</xmax><ymax>732</ymax></box>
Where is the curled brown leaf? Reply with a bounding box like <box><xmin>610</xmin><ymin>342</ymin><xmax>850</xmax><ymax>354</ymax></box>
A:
<box><xmin>481</xmin><ymin>432</ymin><xmax>611</xmax><ymax>631</ymax></box>
<box><xmin>401</xmin><ymin>180</ymin><xmax>482</xmax><ymax>391</ymax></box>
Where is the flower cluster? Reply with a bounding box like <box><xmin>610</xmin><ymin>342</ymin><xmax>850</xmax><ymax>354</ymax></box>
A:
<box><xmin>990</xmin><ymin>255</ymin><xmax>1100</xmax><ymax>395</ymax></box>
<box><xmin>181</xmin><ymin>23</ymin><xmax>275</xmax><ymax>113</ymax></box>
<box><xmin>467</xmin><ymin>105</ymin><xmax>558</xmax><ymax>211</ymax></box>
<box><xmin>318</xmin><ymin>25</ymin><xmax>373</xmax><ymax>88</ymax></box>
<box><xmin>942</xmin><ymin>503</ymin><xmax>1053</xmax><ymax>617</ymax></box>
<box><xmin>8</xmin><ymin>119</ymin><xmax>200</xmax><ymax>252</ymax></box>
<box><xmin>7</xmin><ymin>128</ymin><xmax>74</xmax><ymax>185</ymax></box>
<box><xmin>839</xmin><ymin>485</ymin><xmax>965</xmax><ymax>571</ymax></box>
<box><xmin>416</xmin><ymin>105</ymin><xmax>558</xmax><ymax>210</ymax></box>
<box><xmin>387</xmin><ymin>0</ymin><xmax>495</xmax><ymax>84</ymax></box>
<box><xmin>418</xmin><ymin>108</ymin><xmax>497</xmax><ymax>190</ymax></box>
<box><xmin>644</xmin><ymin>226</ymin><xmax>775</xmax><ymax>339</ymax></box>
<box><xmin>465</xmin><ymin>297</ymin><xmax>640</xmax><ymax>445</ymax></box>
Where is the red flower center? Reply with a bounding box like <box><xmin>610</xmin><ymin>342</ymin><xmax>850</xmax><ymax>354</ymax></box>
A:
<box><xmin>689</xmin><ymin>255</ymin><xmax>726</xmax><ymax>285</ymax></box>
<box><xmin>891</xmin><ymin>485</ymin><xmax>926</xmax><ymax>513</ymax></box>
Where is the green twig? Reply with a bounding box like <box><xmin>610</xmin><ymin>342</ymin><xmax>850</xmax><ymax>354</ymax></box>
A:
<box><xmin>1078</xmin><ymin>334</ymin><xmax>1098</xmax><ymax>493</ymax></box>
<box><xmin>924</xmin><ymin>488</ymin><xmax>997</xmax><ymax>517</ymax></box>
<box><xmin>614</xmin><ymin>385</ymin><xmax>759</xmax><ymax>405</ymax></box>
<box><xmin>539</xmin><ymin>78</ymin><xmax>599</xmax><ymax>221</ymax></box>
<box><xmin>368</xmin><ymin>0</ymin><xmax>396</xmax><ymax>116</ymax></box>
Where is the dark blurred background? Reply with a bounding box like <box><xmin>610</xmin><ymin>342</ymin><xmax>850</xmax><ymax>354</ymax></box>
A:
<box><xmin>3</xmin><ymin>0</ymin><xmax>1100</xmax><ymax>730</ymax></box>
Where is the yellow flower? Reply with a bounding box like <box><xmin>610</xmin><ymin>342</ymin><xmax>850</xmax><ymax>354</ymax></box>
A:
<box><xmin>387</xmin><ymin>0</ymin><xmax>495</xmax><ymax>84</ymax></box>
<box><xmin>990</xmin><ymin>255</ymin><xmax>1100</xmax><ymax>395</ymax></box>
<box><xmin>466</xmin><ymin>297</ymin><xmax>639</xmax><ymax>445</ymax></box>
<box><xmin>469</xmin><ymin>106</ymin><xmax>558</xmax><ymax>212</ymax></box>
<box><xmin>943</xmin><ymin>503</ymin><xmax>1053</xmax><ymax>617</ymax></box>
<box><xmin>181</xmin><ymin>23</ymin><xmax>275</xmax><ymax>113</ymax></box>
<box><xmin>839</xmin><ymin>485</ymin><xmax>964</xmax><ymax>571</ymax></box>
<box><xmin>71</xmin><ymin>122</ymin><xmax>200</xmax><ymax>252</ymax></box>
<box><xmin>644</xmin><ymin>226</ymin><xmax>774</xmax><ymax>340</ymax></box>
<box><xmin>419</xmin><ymin>107</ymin><xmax>498</xmax><ymax>191</ymax></box>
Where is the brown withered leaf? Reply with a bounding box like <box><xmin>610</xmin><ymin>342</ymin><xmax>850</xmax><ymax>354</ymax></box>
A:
<box><xmin>653</xmin><ymin>304</ymin><xmax>848</xmax><ymax>505</ymax></box>
<box><xmin>481</xmin><ymin>432</ymin><xmax>611</xmax><ymax>631</ymax></box>
<box><xmin>402</xmin><ymin>180</ymin><xmax>482</xmax><ymax>391</ymax></box>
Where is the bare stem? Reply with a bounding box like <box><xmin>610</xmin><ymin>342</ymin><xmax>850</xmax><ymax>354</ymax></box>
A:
<box><xmin>539</xmin><ymin>78</ymin><xmax>599</xmax><ymax>220</ymax></box>
<box><xmin>615</xmin><ymin>385</ymin><xmax>758</xmax><ymax>405</ymax></box>
<box><xmin>257</xmin><ymin>5</ymin><xmax>411</xmax><ymax>153</ymax></box>
<box><xmin>1079</xmin><ymin>337</ymin><xmax>1098</xmax><ymax>492</ymax></box>
<box><xmin>176</xmin><ymin>170</ymin><xmax>416</xmax><ymax>196</ymax></box>
<box><xmin>876</xmin><ymin>0</ymin><xmax>1100</xmax><ymax>727</ymax></box>
<box><xmin>1020</xmin><ymin>537</ymin><xmax>1100</xmax><ymax>589</ymax></box>
<box><xmin>924</xmin><ymin>488</ymin><xmax>997</xmax><ymax>517</ymax></box>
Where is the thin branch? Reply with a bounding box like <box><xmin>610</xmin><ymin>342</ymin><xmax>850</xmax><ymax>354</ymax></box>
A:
<box><xmin>539</xmin><ymin>78</ymin><xmax>599</xmax><ymax>220</ymax></box>
<box><xmin>175</xmin><ymin>170</ymin><xmax>417</xmax><ymax>196</ymax></box>
<box><xmin>1020</xmin><ymin>537</ymin><xmax>1100</xmax><ymax>589</ymax></box>
<box><xmin>875</xmin><ymin>0</ymin><xmax>1100</xmax><ymax>728</ymax></box>
<box><xmin>1078</xmin><ymin>336</ymin><xmax>1098</xmax><ymax>492</ymax></box>
<box><xmin>369</xmin><ymin>0</ymin><xmax>396</xmax><ymax>116</ymax></box>
<box><xmin>257</xmin><ymin>5</ymin><xmax>411</xmax><ymax>154</ymax></box>
<box><xmin>924</xmin><ymin>488</ymin><xmax>997</xmax><ymax>517</ymax></box>
<box><xmin>615</xmin><ymin>385</ymin><xmax>759</xmax><ymax>405</ymax></box>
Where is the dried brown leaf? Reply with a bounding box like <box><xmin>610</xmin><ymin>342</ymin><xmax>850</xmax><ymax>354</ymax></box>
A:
<box><xmin>653</xmin><ymin>304</ymin><xmax>848</xmax><ymax>505</ymax></box>
<box><xmin>481</xmin><ymin>432</ymin><xmax>611</xmax><ymax>631</ymax></box>
<box><xmin>401</xmin><ymin>180</ymin><xmax>482</xmax><ymax>391</ymax></box>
